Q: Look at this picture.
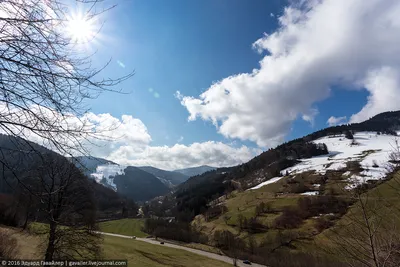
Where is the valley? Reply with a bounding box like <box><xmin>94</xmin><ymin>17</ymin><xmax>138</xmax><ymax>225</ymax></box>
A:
<box><xmin>2</xmin><ymin>112</ymin><xmax>400</xmax><ymax>266</ymax></box>
<box><xmin>2</xmin><ymin>1</ymin><xmax>400</xmax><ymax>266</ymax></box>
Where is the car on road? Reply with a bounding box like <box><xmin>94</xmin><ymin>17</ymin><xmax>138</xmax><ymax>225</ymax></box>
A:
<box><xmin>131</xmin><ymin>236</ymin><xmax>136</xmax><ymax>239</ymax></box>
<box><xmin>160</xmin><ymin>242</ymin><xmax>165</xmax><ymax>245</ymax></box>
<box><xmin>243</xmin><ymin>260</ymin><xmax>251</xmax><ymax>265</ymax></box>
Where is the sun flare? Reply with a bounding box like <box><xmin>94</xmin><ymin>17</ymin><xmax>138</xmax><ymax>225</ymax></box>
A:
<box><xmin>66</xmin><ymin>12</ymin><xmax>96</xmax><ymax>44</ymax></box>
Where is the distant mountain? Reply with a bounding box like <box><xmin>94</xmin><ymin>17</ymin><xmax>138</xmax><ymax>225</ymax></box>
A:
<box><xmin>113</xmin><ymin>166</ymin><xmax>169</xmax><ymax>202</ymax></box>
<box><xmin>71</xmin><ymin>156</ymin><xmax>117</xmax><ymax>176</ymax></box>
<box><xmin>138</xmin><ymin>166</ymin><xmax>189</xmax><ymax>188</ymax></box>
<box><xmin>174</xmin><ymin>165</ymin><xmax>216</xmax><ymax>177</ymax></box>
<box><xmin>75</xmin><ymin>160</ymin><xmax>171</xmax><ymax>202</ymax></box>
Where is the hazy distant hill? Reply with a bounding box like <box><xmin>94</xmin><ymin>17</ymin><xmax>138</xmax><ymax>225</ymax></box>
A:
<box><xmin>174</xmin><ymin>165</ymin><xmax>216</xmax><ymax>177</ymax></box>
<box><xmin>138</xmin><ymin>166</ymin><xmax>189</xmax><ymax>187</ymax></box>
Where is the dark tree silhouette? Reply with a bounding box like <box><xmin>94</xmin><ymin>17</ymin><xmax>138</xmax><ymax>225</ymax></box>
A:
<box><xmin>28</xmin><ymin>154</ymin><xmax>101</xmax><ymax>260</ymax></box>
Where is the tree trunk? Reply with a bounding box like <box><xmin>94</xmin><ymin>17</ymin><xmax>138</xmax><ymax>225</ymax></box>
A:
<box><xmin>45</xmin><ymin>222</ymin><xmax>57</xmax><ymax>261</ymax></box>
<box><xmin>22</xmin><ymin>198</ymin><xmax>32</xmax><ymax>230</ymax></box>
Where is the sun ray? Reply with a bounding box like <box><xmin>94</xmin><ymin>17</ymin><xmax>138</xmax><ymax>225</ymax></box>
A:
<box><xmin>66</xmin><ymin>10</ymin><xmax>97</xmax><ymax>44</ymax></box>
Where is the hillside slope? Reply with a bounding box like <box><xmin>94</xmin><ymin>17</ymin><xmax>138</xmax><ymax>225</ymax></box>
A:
<box><xmin>138</xmin><ymin>166</ymin><xmax>189</xmax><ymax>187</ymax></box>
<box><xmin>175</xmin><ymin>111</ymin><xmax>400</xmax><ymax>217</ymax></box>
<box><xmin>72</xmin><ymin>156</ymin><xmax>116</xmax><ymax>176</ymax></box>
<box><xmin>0</xmin><ymin>135</ymin><xmax>137</xmax><ymax>221</ymax></box>
<box><xmin>113</xmin><ymin>166</ymin><xmax>170</xmax><ymax>202</ymax></box>
<box><xmin>80</xmin><ymin>161</ymin><xmax>172</xmax><ymax>201</ymax></box>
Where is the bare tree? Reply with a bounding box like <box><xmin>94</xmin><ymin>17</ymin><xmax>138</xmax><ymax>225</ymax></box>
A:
<box><xmin>0</xmin><ymin>0</ymin><xmax>133</xmax><ymax>159</ymax></box>
<box><xmin>213</xmin><ymin>230</ymin><xmax>245</xmax><ymax>266</ymax></box>
<box><xmin>28</xmin><ymin>154</ymin><xmax>102</xmax><ymax>260</ymax></box>
<box><xmin>327</xmin><ymin>187</ymin><xmax>400</xmax><ymax>267</ymax></box>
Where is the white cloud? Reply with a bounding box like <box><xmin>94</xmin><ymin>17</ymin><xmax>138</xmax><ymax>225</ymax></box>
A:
<box><xmin>108</xmin><ymin>141</ymin><xmax>262</xmax><ymax>171</ymax></box>
<box><xmin>0</xmin><ymin>102</ymin><xmax>152</xmax><ymax>158</ymax></box>
<box><xmin>350</xmin><ymin>67</ymin><xmax>400</xmax><ymax>123</ymax></box>
<box><xmin>76</xmin><ymin>115</ymin><xmax>259</xmax><ymax>170</ymax></box>
<box><xmin>327</xmin><ymin>116</ymin><xmax>347</xmax><ymax>126</ymax></box>
<box><xmin>270</xmin><ymin>13</ymin><xmax>275</xmax><ymax>17</ymax></box>
<box><xmin>302</xmin><ymin>108</ymin><xmax>319</xmax><ymax>126</ymax></box>
<box><xmin>0</xmin><ymin>103</ymin><xmax>259</xmax><ymax>170</ymax></box>
<box><xmin>177</xmin><ymin>0</ymin><xmax>400</xmax><ymax>147</ymax></box>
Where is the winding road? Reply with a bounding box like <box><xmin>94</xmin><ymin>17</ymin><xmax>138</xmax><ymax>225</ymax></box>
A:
<box><xmin>96</xmin><ymin>231</ymin><xmax>266</xmax><ymax>267</ymax></box>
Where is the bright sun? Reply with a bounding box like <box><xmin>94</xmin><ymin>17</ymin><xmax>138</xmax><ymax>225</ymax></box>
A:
<box><xmin>66</xmin><ymin>12</ymin><xmax>96</xmax><ymax>44</ymax></box>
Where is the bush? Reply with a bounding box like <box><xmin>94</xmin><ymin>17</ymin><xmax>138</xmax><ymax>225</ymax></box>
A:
<box><xmin>288</xmin><ymin>182</ymin><xmax>309</xmax><ymax>194</ymax></box>
<box><xmin>255</xmin><ymin>202</ymin><xmax>274</xmax><ymax>216</ymax></box>
<box><xmin>346</xmin><ymin>161</ymin><xmax>363</xmax><ymax>172</ymax></box>
<box><xmin>314</xmin><ymin>217</ymin><xmax>334</xmax><ymax>232</ymax></box>
<box><xmin>0</xmin><ymin>229</ymin><xmax>18</xmax><ymax>259</ymax></box>
<box><xmin>345</xmin><ymin>130</ymin><xmax>354</xmax><ymax>140</ymax></box>
<box><xmin>204</xmin><ymin>205</ymin><xmax>228</xmax><ymax>221</ymax></box>
<box><xmin>273</xmin><ymin>207</ymin><xmax>304</xmax><ymax>229</ymax></box>
<box><xmin>273</xmin><ymin>196</ymin><xmax>352</xmax><ymax>230</ymax></box>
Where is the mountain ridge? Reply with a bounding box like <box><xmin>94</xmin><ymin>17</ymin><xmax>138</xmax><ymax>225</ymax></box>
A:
<box><xmin>174</xmin><ymin>165</ymin><xmax>216</xmax><ymax>178</ymax></box>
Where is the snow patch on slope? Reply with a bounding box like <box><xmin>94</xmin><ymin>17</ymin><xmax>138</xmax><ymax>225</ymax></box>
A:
<box><xmin>91</xmin><ymin>164</ymin><xmax>126</xmax><ymax>190</ymax></box>
<box><xmin>250</xmin><ymin>132</ymin><xmax>398</xmax><ymax>190</ymax></box>
<box><xmin>156</xmin><ymin>177</ymin><xmax>174</xmax><ymax>188</ymax></box>
<box><xmin>280</xmin><ymin>132</ymin><xmax>397</xmax><ymax>187</ymax></box>
<box><xmin>301</xmin><ymin>191</ymin><xmax>319</xmax><ymax>196</ymax></box>
<box><xmin>249</xmin><ymin>176</ymin><xmax>284</xmax><ymax>190</ymax></box>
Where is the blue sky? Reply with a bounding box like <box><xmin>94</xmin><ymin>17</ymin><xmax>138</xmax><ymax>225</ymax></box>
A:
<box><xmin>74</xmin><ymin>0</ymin><xmax>400</xmax><ymax>169</ymax></box>
<box><xmin>90</xmin><ymin>0</ymin><xmax>282</xmax><ymax>146</ymax></box>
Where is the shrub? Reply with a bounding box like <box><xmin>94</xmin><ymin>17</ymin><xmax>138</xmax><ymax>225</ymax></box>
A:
<box><xmin>273</xmin><ymin>207</ymin><xmax>304</xmax><ymax>229</ymax></box>
<box><xmin>346</xmin><ymin>161</ymin><xmax>363</xmax><ymax>172</ymax></box>
<box><xmin>345</xmin><ymin>130</ymin><xmax>354</xmax><ymax>140</ymax></box>
<box><xmin>255</xmin><ymin>202</ymin><xmax>274</xmax><ymax>216</ymax></box>
<box><xmin>288</xmin><ymin>181</ymin><xmax>309</xmax><ymax>194</ymax></box>
<box><xmin>314</xmin><ymin>217</ymin><xmax>334</xmax><ymax>232</ymax></box>
<box><xmin>204</xmin><ymin>205</ymin><xmax>228</xmax><ymax>221</ymax></box>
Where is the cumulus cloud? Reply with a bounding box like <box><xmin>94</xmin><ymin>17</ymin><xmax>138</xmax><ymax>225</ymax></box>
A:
<box><xmin>350</xmin><ymin>67</ymin><xmax>400</xmax><ymax>123</ymax></box>
<box><xmin>302</xmin><ymin>108</ymin><xmax>319</xmax><ymax>126</ymax></box>
<box><xmin>108</xmin><ymin>141</ymin><xmax>262</xmax><ymax>171</ymax></box>
<box><xmin>177</xmin><ymin>0</ymin><xmax>400</xmax><ymax>147</ymax></box>
<box><xmin>327</xmin><ymin>116</ymin><xmax>347</xmax><ymax>126</ymax></box>
<box><xmin>0</xmin><ymin>103</ymin><xmax>259</xmax><ymax>170</ymax></box>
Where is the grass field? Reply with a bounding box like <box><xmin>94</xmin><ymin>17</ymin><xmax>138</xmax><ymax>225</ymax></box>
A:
<box><xmin>99</xmin><ymin>218</ymin><xmax>147</xmax><ymax>238</ymax></box>
<box><xmin>1</xmin><ymin>226</ymin><xmax>231</xmax><ymax>267</ymax></box>
<box><xmin>103</xmin><ymin>235</ymin><xmax>231</xmax><ymax>267</ymax></box>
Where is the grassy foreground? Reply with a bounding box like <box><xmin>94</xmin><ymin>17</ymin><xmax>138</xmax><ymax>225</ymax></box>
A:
<box><xmin>1</xmin><ymin>225</ymin><xmax>230</xmax><ymax>267</ymax></box>
<box><xmin>103</xmin><ymin>235</ymin><xmax>231</xmax><ymax>267</ymax></box>
<box><xmin>99</xmin><ymin>218</ymin><xmax>147</xmax><ymax>238</ymax></box>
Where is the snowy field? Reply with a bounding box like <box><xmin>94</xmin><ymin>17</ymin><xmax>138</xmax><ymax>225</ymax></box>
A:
<box><xmin>251</xmin><ymin>132</ymin><xmax>399</xmax><ymax>190</ymax></box>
